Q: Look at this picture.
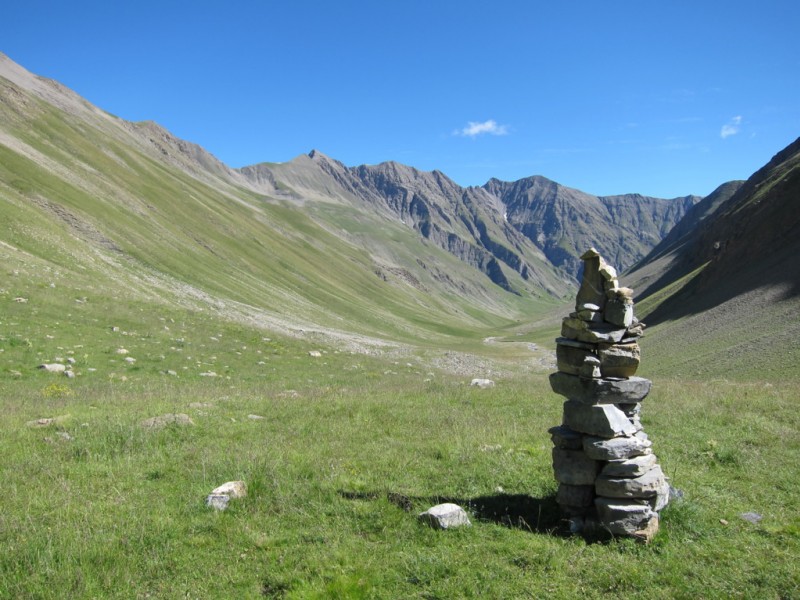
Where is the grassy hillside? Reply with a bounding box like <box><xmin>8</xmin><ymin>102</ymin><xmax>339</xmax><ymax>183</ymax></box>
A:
<box><xmin>625</xmin><ymin>137</ymin><xmax>800</xmax><ymax>380</ymax></box>
<box><xmin>0</xmin><ymin>66</ymin><xmax>560</xmax><ymax>355</ymax></box>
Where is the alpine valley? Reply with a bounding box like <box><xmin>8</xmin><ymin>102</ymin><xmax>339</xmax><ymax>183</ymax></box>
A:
<box><xmin>2</xmin><ymin>52</ymin><xmax>800</xmax><ymax>600</ymax></box>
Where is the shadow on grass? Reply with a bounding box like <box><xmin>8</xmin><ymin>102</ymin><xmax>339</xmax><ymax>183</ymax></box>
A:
<box><xmin>339</xmin><ymin>490</ymin><xmax>563</xmax><ymax>534</ymax></box>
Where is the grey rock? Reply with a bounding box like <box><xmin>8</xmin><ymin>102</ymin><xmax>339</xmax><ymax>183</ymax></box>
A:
<box><xmin>556</xmin><ymin>344</ymin><xmax>594</xmax><ymax>376</ymax></box>
<box><xmin>583</xmin><ymin>434</ymin><xmax>652</xmax><ymax>460</ymax></box>
<box><xmin>418</xmin><ymin>503</ymin><xmax>471</xmax><ymax>529</ymax></box>
<box><xmin>205</xmin><ymin>495</ymin><xmax>231</xmax><ymax>510</ymax></box>
<box><xmin>598</xmin><ymin>343</ymin><xmax>640</xmax><ymax>378</ymax></box>
<box><xmin>556</xmin><ymin>483</ymin><xmax>595</xmax><ymax>507</ymax></box>
<box><xmin>563</xmin><ymin>401</ymin><xmax>637</xmax><ymax>438</ymax></box>
<box><xmin>560</xmin><ymin>317</ymin><xmax>627</xmax><ymax>344</ymax></box>
<box><xmin>549</xmin><ymin>425</ymin><xmax>583</xmax><ymax>450</ymax></box>
<box><xmin>595</xmin><ymin>465</ymin><xmax>666</xmax><ymax>499</ymax></box>
<box><xmin>140</xmin><ymin>413</ymin><xmax>194</xmax><ymax>429</ymax></box>
<box><xmin>470</xmin><ymin>378</ymin><xmax>495</xmax><ymax>389</ymax></box>
<box><xmin>576</xmin><ymin>248</ymin><xmax>607</xmax><ymax>311</ymax></box>
<box><xmin>601</xmin><ymin>453</ymin><xmax>658</xmax><ymax>477</ymax></box>
<box><xmin>578</xmin><ymin>355</ymin><xmax>601</xmax><ymax>379</ymax></box>
<box><xmin>64</xmin><ymin>370</ymin><xmax>75</xmax><ymax>378</ymax></box>
<box><xmin>604</xmin><ymin>297</ymin><xmax>634</xmax><ymax>328</ymax></box>
<box><xmin>552</xmin><ymin>448</ymin><xmax>600</xmax><ymax>485</ymax></box>
<box><xmin>549</xmin><ymin>372</ymin><xmax>651</xmax><ymax>404</ymax></box>
<box><xmin>618</xmin><ymin>403</ymin><xmax>641</xmax><ymax>417</ymax></box>
<box><xmin>740</xmin><ymin>511</ymin><xmax>763</xmax><ymax>524</ymax></box>
<box><xmin>595</xmin><ymin>497</ymin><xmax>658</xmax><ymax>536</ymax></box>
<box><xmin>650</xmin><ymin>476</ymin><xmax>671</xmax><ymax>512</ymax></box>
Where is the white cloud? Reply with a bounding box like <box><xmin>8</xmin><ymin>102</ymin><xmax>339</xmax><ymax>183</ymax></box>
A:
<box><xmin>720</xmin><ymin>115</ymin><xmax>743</xmax><ymax>139</ymax></box>
<box><xmin>456</xmin><ymin>119</ymin><xmax>509</xmax><ymax>138</ymax></box>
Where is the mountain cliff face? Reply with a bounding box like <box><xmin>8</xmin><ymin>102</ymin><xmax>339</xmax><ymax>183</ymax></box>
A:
<box><xmin>484</xmin><ymin>176</ymin><xmax>699</xmax><ymax>278</ymax></box>
<box><xmin>240</xmin><ymin>153</ymin><xmax>696</xmax><ymax>293</ymax></box>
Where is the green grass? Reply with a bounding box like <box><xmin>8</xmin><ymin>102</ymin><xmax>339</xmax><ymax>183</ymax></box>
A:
<box><xmin>2</xmin><ymin>70</ymin><xmax>800</xmax><ymax>598</ymax></box>
<box><xmin>2</xmin><ymin>305</ymin><xmax>799</xmax><ymax>598</ymax></box>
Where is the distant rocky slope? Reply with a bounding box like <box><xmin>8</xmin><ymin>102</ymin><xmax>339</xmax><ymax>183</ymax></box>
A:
<box><xmin>621</xmin><ymin>136</ymin><xmax>800</xmax><ymax>378</ymax></box>
<box><xmin>0</xmin><ymin>50</ymin><xmax>709</xmax><ymax>346</ymax></box>
<box><xmin>484</xmin><ymin>176</ymin><xmax>699</xmax><ymax>278</ymax></box>
<box><xmin>628</xmin><ymin>136</ymin><xmax>800</xmax><ymax>322</ymax></box>
<box><xmin>241</xmin><ymin>152</ymin><xmax>698</xmax><ymax>292</ymax></box>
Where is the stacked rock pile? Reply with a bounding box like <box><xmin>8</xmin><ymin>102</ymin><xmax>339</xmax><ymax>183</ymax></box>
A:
<box><xmin>549</xmin><ymin>248</ymin><xmax>669</xmax><ymax>541</ymax></box>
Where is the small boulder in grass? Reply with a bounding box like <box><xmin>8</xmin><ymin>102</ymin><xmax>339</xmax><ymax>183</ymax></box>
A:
<box><xmin>418</xmin><ymin>503</ymin><xmax>471</xmax><ymax>529</ymax></box>
<box><xmin>470</xmin><ymin>378</ymin><xmax>495</xmax><ymax>389</ymax></box>
<box><xmin>206</xmin><ymin>481</ymin><xmax>246</xmax><ymax>511</ymax></box>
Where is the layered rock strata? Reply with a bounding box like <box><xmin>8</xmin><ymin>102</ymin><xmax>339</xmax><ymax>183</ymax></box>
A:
<box><xmin>550</xmin><ymin>248</ymin><xmax>669</xmax><ymax>541</ymax></box>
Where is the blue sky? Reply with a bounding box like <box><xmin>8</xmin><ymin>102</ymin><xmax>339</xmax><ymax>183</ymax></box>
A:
<box><xmin>3</xmin><ymin>1</ymin><xmax>799</xmax><ymax>197</ymax></box>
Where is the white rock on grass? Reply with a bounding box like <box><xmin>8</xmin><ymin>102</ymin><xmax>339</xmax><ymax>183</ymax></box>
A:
<box><xmin>418</xmin><ymin>503</ymin><xmax>471</xmax><ymax>529</ymax></box>
<box><xmin>308</xmin><ymin>351</ymin><xmax>323</xmax><ymax>358</ymax></box>
<box><xmin>470</xmin><ymin>378</ymin><xmax>495</xmax><ymax>389</ymax></box>
<box><xmin>206</xmin><ymin>480</ymin><xmax>247</xmax><ymax>511</ymax></box>
<box><xmin>140</xmin><ymin>413</ymin><xmax>194</xmax><ymax>429</ymax></box>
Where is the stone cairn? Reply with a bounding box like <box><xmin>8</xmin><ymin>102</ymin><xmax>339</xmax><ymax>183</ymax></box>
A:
<box><xmin>549</xmin><ymin>248</ymin><xmax>669</xmax><ymax>542</ymax></box>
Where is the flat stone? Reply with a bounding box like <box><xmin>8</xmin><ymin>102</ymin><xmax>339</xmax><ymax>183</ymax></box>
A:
<box><xmin>595</xmin><ymin>465</ymin><xmax>666</xmax><ymax>499</ymax></box>
<box><xmin>561</xmin><ymin>318</ymin><xmax>627</xmax><ymax>344</ymax></box>
<box><xmin>556</xmin><ymin>483</ymin><xmax>595</xmax><ymax>508</ymax></box>
<box><xmin>418</xmin><ymin>503</ymin><xmax>471</xmax><ymax>529</ymax></box>
<box><xmin>549</xmin><ymin>425</ymin><xmax>583</xmax><ymax>450</ymax></box>
<box><xmin>562</xmin><ymin>401</ymin><xmax>638</xmax><ymax>438</ymax></box>
<box><xmin>552</xmin><ymin>448</ymin><xmax>601</xmax><ymax>485</ymax></box>
<box><xmin>556</xmin><ymin>344</ymin><xmax>594</xmax><ymax>376</ymax></box>
<box><xmin>598</xmin><ymin>343</ymin><xmax>640</xmax><ymax>378</ymax></box>
<box><xmin>583</xmin><ymin>434</ymin><xmax>652</xmax><ymax>460</ymax></box>
<box><xmin>595</xmin><ymin>497</ymin><xmax>657</xmax><ymax>536</ymax></box>
<box><xmin>601</xmin><ymin>453</ymin><xmax>658</xmax><ymax>477</ymax></box>
<box><xmin>555</xmin><ymin>338</ymin><xmax>595</xmax><ymax>351</ymax></box>
<box><xmin>549</xmin><ymin>372</ymin><xmax>651</xmax><ymax>404</ymax></box>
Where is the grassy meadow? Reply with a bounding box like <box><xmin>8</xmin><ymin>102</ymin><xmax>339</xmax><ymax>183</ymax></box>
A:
<box><xmin>2</xmin><ymin>289</ymin><xmax>799</xmax><ymax>598</ymax></box>
<box><xmin>2</xmin><ymin>69</ymin><xmax>799</xmax><ymax>598</ymax></box>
